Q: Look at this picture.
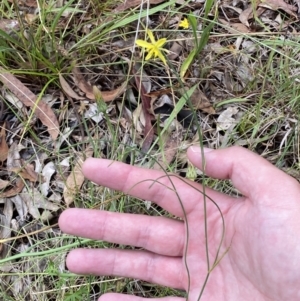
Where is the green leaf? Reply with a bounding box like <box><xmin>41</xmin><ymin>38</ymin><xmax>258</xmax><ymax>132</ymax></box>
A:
<box><xmin>0</xmin><ymin>46</ymin><xmax>12</xmax><ymax>53</ymax></box>
<box><xmin>0</xmin><ymin>29</ymin><xmax>21</xmax><ymax>47</ymax></box>
<box><xmin>182</xmin><ymin>4</ymin><xmax>217</xmax><ymax>76</ymax></box>
<box><xmin>188</xmin><ymin>14</ymin><xmax>198</xmax><ymax>48</ymax></box>
<box><xmin>197</xmin><ymin>20</ymin><xmax>215</xmax><ymax>54</ymax></box>
<box><xmin>204</xmin><ymin>0</ymin><xmax>215</xmax><ymax>19</ymax></box>
<box><xmin>180</xmin><ymin>49</ymin><xmax>196</xmax><ymax>81</ymax></box>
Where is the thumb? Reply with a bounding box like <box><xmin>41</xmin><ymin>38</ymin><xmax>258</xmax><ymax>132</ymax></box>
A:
<box><xmin>187</xmin><ymin>146</ymin><xmax>300</xmax><ymax>206</ymax></box>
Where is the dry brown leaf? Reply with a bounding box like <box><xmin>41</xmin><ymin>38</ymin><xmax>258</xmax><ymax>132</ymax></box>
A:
<box><xmin>168</xmin><ymin>41</ymin><xmax>183</xmax><ymax>60</ymax></box>
<box><xmin>63</xmin><ymin>146</ymin><xmax>94</xmax><ymax>206</ymax></box>
<box><xmin>0</xmin><ymin>179</ymin><xmax>10</xmax><ymax>190</ymax></box>
<box><xmin>0</xmin><ymin>123</ymin><xmax>8</xmax><ymax>163</ymax></box>
<box><xmin>0</xmin><ymin>178</ymin><xmax>24</xmax><ymax>198</ymax></box>
<box><xmin>189</xmin><ymin>88</ymin><xmax>216</xmax><ymax>114</ymax></box>
<box><xmin>59</xmin><ymin>74</ymin><xmax>84</xmax><ymax>100</ymax></box>
<box><xmin>10</xmin><ymin>164</ymin><xmax>38</xmax><ymax>182</ymax></box>
<box><xmin>93</xmin><ymin>82</ymin><xmax>128</xmax><ymax>102</ymax></box>
<box><xmin>239</xmin><ymin>6</ymin><xmax>266</xmax><ymax>27</ymax></box>
<box><xmin>72</xmin><ymin>67</ymin><xmax>95</xmax><ymax>99</ymax></box>
<box><xmin>65</xmin><ymin>70</ymin><xmax>127</xmax><ymax>102</ymax></box>
<box><xmin>0</xmin><ymin>68</ymin><xmax>59</xmax><ymax>140</ymax></box>
<box><xmin>259</xmin><ymin>0</ymin><xmax>297</xmax><ymax>18</ymax></box>
<box><xmin>219</xmin><ymin>19</ymin><xmax>251</xmax><ymax>34</ymax></box>
<box><xmin>239</xmin><ymin>6</ymin><xmax>254</xmax><ymax>27</ymax></box>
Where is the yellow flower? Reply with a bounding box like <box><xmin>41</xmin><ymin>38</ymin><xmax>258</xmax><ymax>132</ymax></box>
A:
<box><xmin>179</xmin><ymin>18</ymin><xmax>189</xmax><ymax>29</ymax></box>
<box><xmin>135</xmin><ymin>29</ymin><xmax>167</xmax><ymax>65</ymax></box>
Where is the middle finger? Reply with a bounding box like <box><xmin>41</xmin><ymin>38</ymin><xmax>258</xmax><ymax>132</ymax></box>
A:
<box><xmin>59</xmin><ymin>208</ymin><xmax>185</xmax><ymax>256</ymax></box>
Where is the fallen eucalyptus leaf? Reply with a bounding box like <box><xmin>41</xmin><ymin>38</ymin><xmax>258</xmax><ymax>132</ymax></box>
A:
<box><xmin>59</xmin><ymin>73</ymin><xmax>84</xmax><ymax>100</ymax></box>
<box><xmin>0</xmin><ymin>68</ymin><xmax>59</xmax><ymax>140</ymax></box>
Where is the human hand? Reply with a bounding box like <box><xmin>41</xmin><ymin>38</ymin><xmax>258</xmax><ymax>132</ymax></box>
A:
<box><xmin>59</xmin><ymin>146</ymin><xmax>300</xmax><ymax>301</ymax></box>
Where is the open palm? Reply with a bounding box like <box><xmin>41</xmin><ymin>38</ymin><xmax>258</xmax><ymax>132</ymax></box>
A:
<box><xmin>59</xmin><ymin>146</ymin><xmax>300</xmax><ymax>301</ymax></box>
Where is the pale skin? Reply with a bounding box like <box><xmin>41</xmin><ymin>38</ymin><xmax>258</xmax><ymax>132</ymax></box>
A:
<box><xmin>59</xmin><ymin>146</ymin><xmax>300</xmax><ymax>301</ymax></box>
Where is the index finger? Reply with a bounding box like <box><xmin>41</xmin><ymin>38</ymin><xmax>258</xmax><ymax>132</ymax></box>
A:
<box><xmin>82</xmin><ymin>158</ymin><xmax>233</xmax><ymax>217</ymax></box>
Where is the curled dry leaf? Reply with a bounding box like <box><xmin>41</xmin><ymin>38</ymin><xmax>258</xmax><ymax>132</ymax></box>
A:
<box><xmin>184</xmin><ymin>87</ymin><xmax>215</xmax><ymax>114</ymax></box>
<box><xmin>0</xmin><ymin>179</ymin><xmax>10</xmax><ymax>190</ymax></box>
<box><xmin>217</xmin><ymin>107</ymin><xmax>239</xmax><ymax>131</ymax></box>
<box><xmin>41</xmin><ymin>162</ymin><xmax>56</xmax><ymax>197</ymax></box>
<box><xmin>0</xmin><ymin>178</ymin><xmax>24</xmax><ymax>198</ymax></box>
<box><xmin>0</xmin><ymin>122</ymin><xmax>9</xmax><ymax>163</ymax></box>
<box><xmin>238</xmin><ymin>6</ymin><xmax>259</xmax><ymax>27</ymax></box>
<box><xmin>239</xmin><ymin>6</ymin><xmax>267</xmax><ymax>27</ymax></box>
<box><xmin>9</xmin><ymin>164</ymin><xmax>38</xmax><ymax>182</ymax></box>
<box><xmin>0</xmin><ymin>67</ymin><xmax>59</xmax><ymax>140</ymax></box>
<box><xmin>259</xmin><ymin>0</ymin><xmax>297</xmax><ymax>18</ymax></box>
<box><xmin>10</xmin><ymin>195</ymin><xmax>28</xmax><ymax>222</ymax></box>
<box><xmin>59</xmin><ymin>74</ymin><xmax>84</xmax><ymax>100</ymax></box>
<box><xmin>72</xmin><ymin>67</ymin><xmax>95</xmax><ymax>99</ymax></box>
<box><xmin>71</xmin><ymin>67</ymin><xmax>128</xmax><ymax>102</ymax></box>
<box><xmin>21</xmin><ymin>188</ymin><xmax>60</xmax><ymax>221</ymax></box>
<box><xmin>63</xmin><ymin>146</ymin><xmax>93</xmax><ymax>206</ymax></box>
<box><xmin>93</xmin><ymin>82</ymin><xmax>128</xmax><ymax>102</ymax></box>
<box><xmin>219</xmin><ymin>19</ymin><xmax>250</xmax><ymax>34</ymax></box>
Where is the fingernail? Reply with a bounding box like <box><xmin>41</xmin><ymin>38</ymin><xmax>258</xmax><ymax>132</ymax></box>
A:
<box><xmin>190</xmin><ymin>146</ymin><xmax>214</xmax><ymax>153</ymax></box>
